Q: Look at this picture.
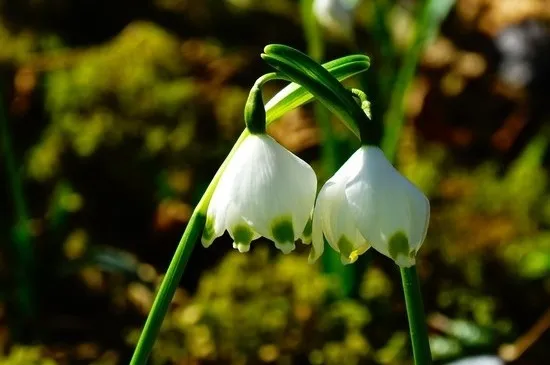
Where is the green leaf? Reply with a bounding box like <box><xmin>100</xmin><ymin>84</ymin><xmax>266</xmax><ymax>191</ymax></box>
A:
<box><xmin>263</xmin><ymin>45</ymin><xmax>374</xmax><ymax>141</ymax></box>
<box><xmin>265</xmin><ymin>54</ymin><xmax>370</xmax><ymax>124</ymax></box>
<box><xmin>264</xmin><ymin>53</ymin><xmax>359</xmax><ymax>137</ymax></box>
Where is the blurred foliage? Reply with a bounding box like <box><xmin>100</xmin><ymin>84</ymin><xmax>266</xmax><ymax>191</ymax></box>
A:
<box><xmin>0</xmin><ymin>345</ymin><xmax>119</xmax><ymax>365</ymax></box>
<box><xmin>25</xmin><ymin>21</ymin><xmax>249</xmax><ymax>181</ymax></box>
<box><xmin>128</xmin><ymin>247</ymin><xmax>406</xmax><ymax>365</ymax></box>
<box><xmin>0</xmin><ymin>347</ymin><xmax>58</xmax><ymax>365</ymax></box>
<box><xmin>1</xmin><ymin>0</ymin><xmax>550</xmax><ymax>364</ymax></box>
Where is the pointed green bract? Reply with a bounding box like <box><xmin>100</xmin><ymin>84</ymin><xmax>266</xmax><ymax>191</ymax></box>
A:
<box><xmin>262</xmin><ymin>44</ymin><xmax>380</xmax><ymax>145</ymax></box>
<box><xmin>264</xmin><ymin>54</ymin><xmax>370</xmax><ymax>123</ymax></box>
<box><xmin>262</xmin><ymin>50</ymin><xmax>363</xmax><ymax>140</ymax></box>
<box><xmin>244</xmin><ymin>84</ymin><xmax>267</xmax><ymax>134</ymax></box>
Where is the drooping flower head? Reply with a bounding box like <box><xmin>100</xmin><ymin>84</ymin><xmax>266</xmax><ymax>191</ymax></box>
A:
<box><xmin>202</xmin><ymin>82</ymin><xmax>317</xmax><ymax>254</ymax></box>
<box><xmin>311</xmin><ymin>145</ymin><xmax>430</xmax><ymax>267</ymax></box>
<box><xmin>313</xmin><ymin>0</ymin><xmax>360</xmax><ymax>40</ymax></box>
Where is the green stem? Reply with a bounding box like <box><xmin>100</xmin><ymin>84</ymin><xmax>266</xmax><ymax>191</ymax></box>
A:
<box><xmin>400</xmin><ymin>265</ymin><xmax>432</xmax><ymax>365</ymax></box>
<box><xmin>0</xmin><ymin>83</ymin><xmax>35</xmax><ymax>337</ymax></box>
<box><xmin>130</xmin><ymin>211</ymin><xmax>206</xmax><ymax>365</ymax></box>
<box><xmin>381</xmin><ymin>0</ymin><xmax>434</xmax><ymax>161</ymax></box>
<box><xmin>300</xmin><ymin>0</ymin><xmax>324</xmax><ymax>61</ymax></box>
<box><xmin>371</xmin><ymin>0</ymin><xmax>396</xmax><ymax>102</ymax></box>
<box><xmin>299</xmin><ymin>2</ymin><xmax>357</xmax><ymax>297</ymax></box>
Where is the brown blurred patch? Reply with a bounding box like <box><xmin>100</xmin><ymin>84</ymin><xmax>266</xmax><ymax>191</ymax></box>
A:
<box><xmin>479</xmin><ymin>0</ymin><xmax>550</xmax><ymax>35</ymax></box>
<box><xmin>268</xmin><ymin>106</ymin><xmax>320</xmax><ymax>154</ymax></box>
<box><xmin>155</xmin><ymin>199</ymin><xmax>193</xmax><ymax>231</ymax></box>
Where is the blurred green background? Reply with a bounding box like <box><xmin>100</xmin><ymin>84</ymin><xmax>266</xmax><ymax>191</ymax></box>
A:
<box><xmin>1</xmin><ymin>0</ymin><xmax>549</xmax><ymax>364</ymax></box>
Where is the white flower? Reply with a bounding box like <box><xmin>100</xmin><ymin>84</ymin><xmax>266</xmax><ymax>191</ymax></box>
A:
<box><xmin>445</xmin><ymin>356</ymin><xmax>503</xmax><ymax>365</ymax></box>
<box><xmin>202</xmin><ymin>134</ymin><xmax>317</xmax><ymax>254</ymax></box>
<box><xmin>313</xmin><ymin>0</ymin><xmax>359</xmax><ymax>39</ymax></box>
<box><xmin>311</xmin><ymin>145</ymin><xmax>430</xmax><ymax>267</ymax></box>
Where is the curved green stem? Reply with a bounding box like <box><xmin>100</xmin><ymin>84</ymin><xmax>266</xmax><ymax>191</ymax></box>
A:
<box><xmin>299</xmin><ymin>3</ymin><xmax>357</xmax><ymax>297</ymax></box>
<box><xmin>245</xmin><ymin>73</ymin><xmax>289</xmax><ymax>134</ymax></box>
<box><xmin>130</xmin><ymin>211</ymin><xmax>205</xmax><ymax>365</ymax></box>
<box><xmin>370</xmin><ymin>0</ymin><xmax>397</xmax><ymax>102</ymax></box>
<box><xmin>381</xmin><ymin>0</ymin><xmax>435</xmax><ymax>161</ymax></box>
<box><xmin>401</xmin><ymin>266</ymin><xmax>432</xmax><ymax>365</ymax></box>
<box><xmin>0</xmin><ymin>83</ymin><xmax>35</xmax><ymax>338</ymax></box>
<box><xmin>300</xmin><ymin>0</ymin><xmax>324</xmax><ymax>61</ymax></box>
<box><xmin>350</xmin><ymin>88</ymin><xmax>372</xmax><ymax>120</ymax></box>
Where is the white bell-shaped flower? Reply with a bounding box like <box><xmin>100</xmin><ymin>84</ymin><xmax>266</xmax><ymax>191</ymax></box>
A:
<box><xmin>311</xmin><ymin>145</ymin><xmax>430</xmax><ymax>267</ymax></box>
<box><xmin>313</xmin><ymin>0</ymin><xmax>359</xmax><ymax>39</ymax></box>
<box><xmin>202</xmin><ymin>134</ymin><xmax>317</xmax><ymax>254</ymax></box>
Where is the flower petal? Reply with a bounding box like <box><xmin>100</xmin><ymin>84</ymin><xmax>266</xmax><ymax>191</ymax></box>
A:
<box><xmin>225</xmin><ymin>203</ymin><xmax>260</xmax><ymax>253</ymax></box>
<box><xmin>345</xmin><ymin>147</ymin><xmax>406</xmax><ymax>258</ymax></box>
<box><xmin>301</xmin><ymin>212</ymin><xmax>313</xmax><ymax>244</ymax></box>
<box><xmin>230</xmin><ymin>135</ymin><xmax>316</xmax><ymax>249</ymax></box>
<box><xmin>404</xmin><ymin>182</ymin><xmax>430</xmax><ymax>252</ymax></box>
<box><xmin>343</xmin><ymin>148</ymin><xmax>379</xmax><ymax>243</ymax></box>
<box><xmin>310</xmin><ymin>154</ymin><xmax>371</xmax><ymax>265</ymax></box>
<box><xmin>309</xmin><ymin>209</ymin><xmax>325</xmax><ymax>263</ymax></box>
<box><xmin>202</xmin><ymin>183</ymin><xmax>231</xmax><ymax>248</ymax></box>
<box><xmin>201</xmin><ymin>133</ymin><xmax>317</xmax><ymax>255</ymax></box>
<box><xmin>345</xmin><ymin>146</ymin><xmax>430</xmax><ymax>266</ymax></box>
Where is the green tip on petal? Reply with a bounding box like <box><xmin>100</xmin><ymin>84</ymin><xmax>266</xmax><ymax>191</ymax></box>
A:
<box><xmin>201</xmin><ymin>216</ymin><xmax>215</xmax><ymax>247</ymax></box>
<box><xmin>307</xmin><ymin>245</ymin><xmax>318</xmax><ymax>263</ymax></box>
<box><xmin>336</xmin><ymin>235</ymin><xmax>355</xmax><ymax>263</ymax></box>
<box><xmin>343</xmin><ymin>247</ymin><xmax>370</xmax><ymax>265</ymax></box>
<box><xmin>340</xmin><ymin>254</ymin><xmax>355</xmax><ymax>265</ymax></box>
<box><xmin>336</xmin><ymin>236</ymin><xmax>369</xmax><ymax>265</ymax></box>
<box><xmin>388</xmin><ymin>231</ymin><xmax>413</xmax><ymax>266</ymax></box>
<box><xmin>275</xmin><ymin>241</ymin><xmax>296</xmax><ymax>254</ymax></box>
<box><xmin>233</xmin><ymin>242</ymin><xmax>251</xmax><ymax>253</ymax></box>
<box><xmin>271</xmin><ymin>216</ymin><xmax>296</xmax><ymax>254</ymax></box>
<box><xmin>230</xmin><ymin>224</ymin><xmax>254</xmax><ymax>253</ymax></box>
<box><xmin>301</xmin><ymin>216</ymin><xmax>313</xmax><ymax>244</ymax></box>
